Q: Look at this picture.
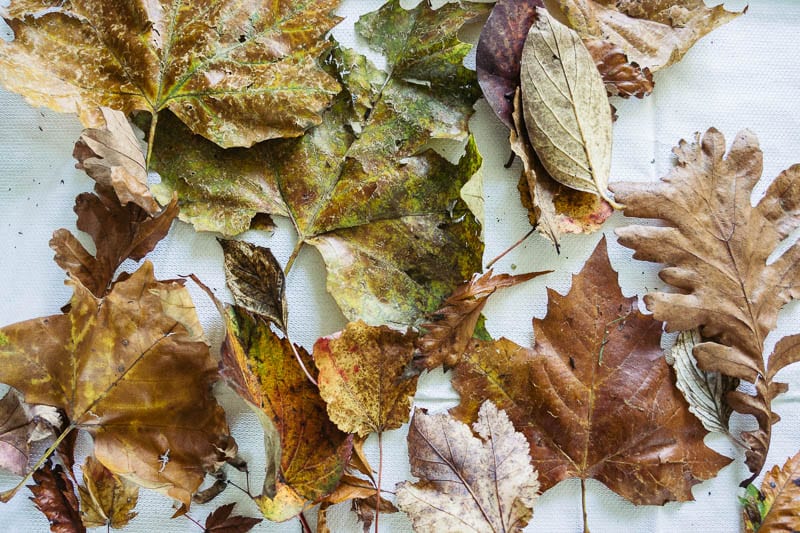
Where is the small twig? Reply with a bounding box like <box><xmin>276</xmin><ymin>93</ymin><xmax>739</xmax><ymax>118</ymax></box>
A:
<box><xmin>485</xmin><ymin>227</ymin><xmax>536</xmax><ymax>270</ymax></box>
<box><xmin>183</xmin><ymin>512</ymin><xmax>205</xmax><ymax>531</ymax></box>
<box><xmin>299</xmin><ymin>511</ymin><xmax>312</xmax><ymax>533</ymax></box>
<box><xmin>285</xmin><ymin>330</ymin><xmax>318</xmax><ymax>387</ymax></box>
<box><xmin>581</xmin><ymin>478</ymin><xmax>590</xmax><ymax>533</ymax></box>
<box><xmin>227</xmin><ymin>479</ymin><xmax>255</xmax><ymax>500</ymax></box>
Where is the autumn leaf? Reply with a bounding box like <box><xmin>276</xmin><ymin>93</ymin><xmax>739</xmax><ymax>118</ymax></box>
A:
<box><xmin>0</xmin><ymin>0</ymin><xmax>344</xmax><ymax>148</ymax></box>
<box><xmin>204</xmin><ymin>502</ymin><xmax>262</xmax><ymax>533</ymax></box>
<box><xmin>396</xmin><ymin>401</ymin><xmax>539</xmax><ymax>533</ymax></box>
<box><xmin>28</xmin><ymin>459</ymin><xmax>85</xmax><ymax>533</ymax></box>
<box><xmin>451</xmin><ymin>238</ymin><xmax>731</xmax><ymax>530</ymax></box>
<box><xmin>77</xmin><ymin>455</ymin><xmax>138</xmax><ymax>529</ymax></box>
<box><xmin>219</xmin><ymin>304</ymin><xmax>353</xmax><ymax>522</ymax></box>
<box><xmin>583</xmin><ymin>39</ymin><xmax>653</xmax><ymax>99</ymax></box>
<box><xmin>0</xmin><ymin>390</ymin><xmax>60</xmax><ymax>477</ymax></box>
<box><xmin>0</xmin><ymin>262</ymin><xmax>234</xmax><ymax>506</ymax></box>
<box><xmin>613</xmin><ymin>128</ymin><xmax>800</xmax><ymax>480</ymax></box>
<box><xmin>742</xmin><ymin>451</ymin><xmax>800</xmax><ymax>532</ymax></box>
<box><xmin>150</xmin><ymin>1</ymin><xmax>489</xmax><ymax>326</ymax></box>
<box><xmin>417</xmin><ymin>269</ymin><xmax>549</xmax><ymax>369</ymax></box>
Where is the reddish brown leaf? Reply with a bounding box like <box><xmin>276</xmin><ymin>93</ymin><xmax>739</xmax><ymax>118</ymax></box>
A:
<box><xmin>584</xmin><ymin>39</ymin><xmax>654</xmax><ymax>98</ymax></box>
<box><xmin>28</xmin><ymin>459</ymin><xmax>85</xmax><ymax>533</ymax></box>
<box><xmin>204</xmin><ymin>502</ymin><xmax>262</xmax><ymax>533</ymax></box>
<box><xmin>0</xmin><ymin>390</ymin><xmax>60</xmax><ymax>477</ymax></box>
<box><xmin>451</xmin><ymin>238</ymin><xmax>731</xmax><ymax>515</ymax></box>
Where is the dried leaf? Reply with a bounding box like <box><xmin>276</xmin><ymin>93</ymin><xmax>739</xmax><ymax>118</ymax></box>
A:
<box><xmin>0</xmin><ymin>390</ymin><xmax>57</xmax><ymax>477</ymax></box>
<box><xmin>396</xmin><ymin>401</ymin><xmax>539</xmax><ymax>532</ymax></box>
<box><xmin>204</xmin><ymin>502</ymin><xmax>262</xmax><ymax>533</ymax></box>
<box><xmin>417</xmin><ymin>269</ymin><xmax>548</xmax><ymax>369</ymax></box>
<box><xmin>28</xmin><ymin>459</ymin><xmax>85</xmax><ymax>533</ymax></box>
<box><xmin>314</xmin><ymin>321</ymin><xmax>419</xmax><ymax>437</ymax></box>
<box><xmin>583</xmin><ymin>39</ymin><xmax>653</xmax><ymax>98</ymax></box>
<box><xmin>219</xmin><ymin>239</ymin><xmax>287</xmax><ymax>332</ymax></box>
<box><xmin>742</xmin><ymin>451</ymin><xmax>800</xmax><ymax>532</ymax></box>
<box><xmin>150</xmin><ymin>2</ymin><xmax>489</xmax><ymax>326</ymax></box>
<box><xmin>0</xmin><ymin>0</ymin><xmax>344</xmax><ymax>147</ymax></box>
<box><xmin>73</xmin><ymin>107</ymin><xmax>158</xmax><ymax>215</ymax></box>
<box><xmin>219</xmin><ymin>305</ymin><xmax>353</xmax><ymax>521</ymax></box>
<box><xmin>613</xmin><ymin>128</ymin><xmax>800</xmax><ymax>480</ymax></box>
<box><xmin>451</xmin><ymin>238</ymin><xmax>731</xmax><ymax>509</ymax></box>
<box><xmin>0</xmin><ymin>262</ymin><xmax>234</xmax><ymax>506</ymax></box>
<box><xmin>520</xmin><ymin>9</ymin><xmax>617</xmax><ymax>207</ymax></box>
<box><xmin>666</xmin><ymin>330</ymin><xmax>738</xmax><ymax>438</ymax></box>
<box><xmin>552</xmin><ymin>0</ymin><xmax>743</xmax><ymax>72</ymax></box>
<box><xmin>77</xmin><ymin>455</ymin><xmax>138</xmax><ymax>529</ymax></box>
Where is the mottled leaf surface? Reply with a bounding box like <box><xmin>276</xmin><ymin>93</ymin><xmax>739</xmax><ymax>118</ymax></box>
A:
<box><xmin>0</xmin><ymin>391</ymin><xmax>58</xmax><ymax>477</ymax></box>
<box><xmin>27</xmin><ymin>460</ymin><xmax>85</xmax><ymax>533</ymax></box>
<box><xmin>451</xmin><ymin>238</ymin><xmax>731</xmax><ymax>505</ymax></box>
<box><xmin>0</xmin><ymin>0</ymin><xmax>344</xmax><ymax>147</ymax></box>
<box><xmin>204</xmin><ymin>502</ymin><xmax>262</xmax><ymax>533</ymax></box>
<box><xmin>613</xmin><ymin>129</ymin><xmax>800</xmax><ymax>480</ymax></box>
<box><xmin>743</xmin><ymin>451</ymin><xmax>800</xmax><ymax>532</ymax></box>
<box><xmin>77</xmin><ymin>455</ymin><xmax>138</xmax><ymax>529</ymax></box>
<box><xmin>396</xmin><ymin>402</ymin><xmax>539</xmax><ymax>533</ymax></box>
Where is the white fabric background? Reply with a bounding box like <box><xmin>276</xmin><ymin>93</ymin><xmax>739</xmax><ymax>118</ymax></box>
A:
<box><xmin>1</xmin><ymin>0</ymin><xmax>799</xmax><ymax>531</ymax></box>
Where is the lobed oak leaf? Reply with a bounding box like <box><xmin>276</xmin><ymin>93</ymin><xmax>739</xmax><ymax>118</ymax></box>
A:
<box><xmin>27</xmin><ymin>459</ymin><xmax>85</xmax><ymax>533</ymax></box>
<box><xmin>451</xmin><ymin>238</ymin><xmax>731</xmax><ymax>529</ymax></box>
<box><xmin>0</xmin><ymin>262</ymin><xmax>234</xmax><ymax>506</ymax></box>
<box><xmin>0</xmin><ymin>390</ymin><xmax>59</xmax><ymax>477</ymax></box>
<box><xmin>612</xmin><ymin>129</ymin><xmax>800</xmax><ymax>480</ymax></box>
<box><xmin>77</xmin><ymin>455</ymin><xmax>138</xmax><ymax>529</ymax></box>
<box><xmin>742</xmin><ymin>450</ymin><xmax>800</xmax><ymax>532</ymax></box>
<box><xmin>396</xmin><ymin>401</ymin><xmax>539</xmax><ymax>533</ymax></box>
<box><xmin>204</xmin><ymin>502</ymin><xmax>262</xmax><ymax>533</ymax></box>
<box><xmin>0</xmin><ymin>0</ymin><xmax>344</xmax><ymax>148</ymax></box>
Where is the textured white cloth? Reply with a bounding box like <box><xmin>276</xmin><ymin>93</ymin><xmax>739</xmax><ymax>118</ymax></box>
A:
<box><xmin>1</xmin><ymin>0</ymin><xmax>799</xmax><ymax>531</ymax></box>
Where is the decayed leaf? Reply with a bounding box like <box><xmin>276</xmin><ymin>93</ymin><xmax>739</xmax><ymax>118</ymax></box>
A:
<box><xmin>742</xmin><ymin>451</ymin><xmax>800</xmax><ymax>532</ymax></box>
<box><xmin>204</xmin><ymin>502</ymin><xmax>262</xmax><ymax>533</ymax></box>
<box><xmin>0</xmin><ymin>262</ymin><xmax>234</xmax><ymax>506</ymax></box>
<box><xmin>77</xmin><ymin>456</ymin><xmax>138</xmax><ymax>529</ymax></box>
<box><xmin>613</xmin><ymin>128</ymin><xmax>800</xmax><ymax>480</ymax></box>
<box><xmin>314</xmin><ymin>321</ymin><xmax>419</xmax><ymax>437</ymax></box>
<box><xmin>666</xmin><ymin>329</ymin><xmax>738</xmax><ymax>438</ymax></box>
<box><xmin>73</xmin><ymin>107</ymin><xmax>158</xmax><ymax>215</ymax></box>
<box><xmin>451</xmin><ymin>238</ymin><xmax>731</xmax><ymax>512</ymax></box>
<box><xmin>0</xmin><ymin>0</ymin><xmax>344</xmax><ymax>148</ymax></box>
<box><xmin>0</xmin><ymin>390</ymin><xmax>59</xmax><ymax>477</ymax></box>
<box><xmin>219</xmin><ymin>305</ymin><xmax>353</xmax><ymax>521</ymax></box>
<box><xmin>583</xmin><ymin>39</ymin><xmax>653</xmax><ymax>99</ymax></box>
<box><xmin>552</xmin><ymin>0</ymin><xmax>743</xmax><ymax>73</ymax></box>
<box><xmin>28</xmin><ymin>459</ymin><xmax>85</xmax><ymax>533</ymax></box>
<box><xmin>417</xmin><ymin>269</ymin><xmax>548</xmax><ymax>369</ymax></box>
<box><xmin>151</xmin><ymin>1</ymin><xmax>488</xmax><ymax>326</ymax></box>
<box><xmin>520</xmin><ymin>9</ymin><xmax>617</xmax><ymax>208</ymax></box>
<box><xmin>396</xmin><ymin>401</ymin><xmax>539</xmax><ymax>532</ymax></box>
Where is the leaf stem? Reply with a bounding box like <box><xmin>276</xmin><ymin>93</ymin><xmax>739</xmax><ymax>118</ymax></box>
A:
<box><xmin>146</xmin><ymin>111</ymin><xmax>159</xmax><ymax>170</ymax></box>
<box><xmin>485</xmin><ymin>228</ymin><xmax>536</xmax><ymax>270</ymax></box>
<box><xmin>284</xmin><ymin>239</ymin><xmax>305</xmax><ymax>275</ymax></box>
<box><xmin>285</xmin><ymin>330</ymin><xmax>318</xmax><ymax>387</ymax></box>
<box><xmin>299</xmin><ymin>511</ymin><xmax>312</xmax><ymax>533</ymax></box>
<box><xmin>183</xmin><ymin>512</ymin><xmax>205</xmax><ymax>531</ymax></box>
<box><xmin>375</xmin><ymin>431</ymin><xmax>384</xmax><ymax>533</ymax></box>
<box><xmin>581</xmin><ymin>478</ymin><xmax>590</xmax><ymax>533</ymax></box>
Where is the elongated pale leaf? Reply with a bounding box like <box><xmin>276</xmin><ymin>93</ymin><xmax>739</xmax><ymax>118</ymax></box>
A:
<box><xmin>520</xmin><ymin>9</ymin><xmax>617</xmax><ymax>207</ymax></box>
<box><xmin>743</xmin><ymin>451</ymin><xmax>800</xmax><ymax>532</ymax></box>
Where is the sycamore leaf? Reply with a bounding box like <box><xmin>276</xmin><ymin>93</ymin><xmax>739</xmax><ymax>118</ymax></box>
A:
<box><xmin>73</xmin><ymin>107</ymin><xmax>158</xmax><ymax>215</ymax></box>
<box><xmin>0</xmin><ymin>0</ymin><xmax>344</xmax><ymax>148</ymax></box>
<box><xmin>521</xmin><ymin>9</ymin><xmax>618</xmax><ymax>208</ymax></box>
<box><xmin>0</xmin><ymin>390</ymin><xmax>59</xmax><ymax>477</ymax></box>
<box><xmin>204</xmin><ymin>502</ymin><xmax>262</xmax><ymax>533</ymax></box>
<box><xmin>0</xmin><ymin>262</ymin><xmax>234</xmax><ymax>506</ymax></box>
<box><xmin>451</xmin><ymin>238</ymin><xmax>731</xmax><ymax>519</ymax></box>
<box><xmin>314</xmin><ymin>321</ymin><xmax>419</xmax><ymax>437</ymax></box>
<box><xmin>219</xmin><ymin>305</ymin><xmax>353</xmax><ymax>522</ymax></box>
<box><xmin>743</xmin><ymin>451</ymin><xmax>800</xmax><ymax>532</ymax></box>
<box><xmin>417</xmin><ymin>269</ymin><xmax>549</xmax><ymax>370</ymax></box>
<box><xmin>613</xmin><ymin>128</ymin><xmax>800</xmax><ymax>480</ymax></box>
<box><xmin>77</xmin><ymin>455</ymin><xmax>138</xmax><ymax>529</ymax></box>
<box><xmin>151</xmin><ymin>2</ymin><xmax>489</xmax><ymax>326</ymax></box>
<box><xmin>666</xmin><ymin>329</ymin><xmax>738</xmax><ymax>438</ymax></box>
<box><xmin>552</xmin><ymin>0</ymin><xmax>743</xmax><ymax>73</ymax></box>
<box><xmin>28</xmin><ymin>459</ymin><xmax>85</xmax><ymax>533</ymax></box>
<box><xmin>396</xmin><ymin>401</ymin><xmax>539</xmax><ymax>533</ymax></box>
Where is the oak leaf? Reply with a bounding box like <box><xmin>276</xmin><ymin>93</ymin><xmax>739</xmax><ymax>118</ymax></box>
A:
<box><xmin>204</xmin><ymin>502</ymin><xmax>262</xmax><ymax>533</ymax></box>
<box><xmin>0</xmin><ymin>0</ymin><xmax>343</xmax><ymax>148</ymax></box>
<box><xmin>417</xmin><ymin>269</ymin><xmax>549</xmax><ymax>370</ymax></box>
<box><xmin>742</xmin><ymin>451</ymin><xmax>800</xmax><ymax>532</ymax></box>
<box><xmin>219</xmin><ymin>305</ymin><xmax>353</xmax><ymax>522</ymax></box>
<box><xmin>27</xmin><ymin>459</ymin><xmax>85</xmax><ymax>533</ymax></box>
<box><xmin>451</xmin><ymin>238</ymin><xmax>731</xmax><ymax>528</ymax></box>
<box><xmin>151</xmin><ymin>2</ymin><xmax>489</xmax><ymax>326</ymax></box>
<box><xmin>396</xmin><ymin>401</ymin><xmax>539</xmax><ymax>533</ymax></box>
<box><xmin>0</xmin><ymin>262</ymin><xmax>234</xmax><ymax>506</ymax></box>
<box><xmin>613</xmin><ymin>128</ymin><xmax>800</xmax><ymax>480</ymax></box>
<box><xmin>0</xmin><ymin>390</ymin><xmax>60</xmax><ymax>477</ymax></box>
<box><xmin>77</xmin><ymin>455</ymin><xmax>138</xmax><ymax>529</ymax></box>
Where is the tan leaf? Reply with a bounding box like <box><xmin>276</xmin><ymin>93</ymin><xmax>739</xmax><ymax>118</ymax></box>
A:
<box><xmin>520</xmin><ymin>9</ymin><xmax>618</xmax><ymax>208</ymax></box>
<box><xmin>0</xmin><ymin>262</ymin><xmax>234</xmax><ymax>506</ymax></box>
<box><xmin>0</xmin><ymin>0</ymin><xmax>343</xmax><ymax>147</ymax></box>
<box><xmin>396</xmin><ymin>401</ymin><xmax>539</xmax><ymax>533</ymax></box>
<box><xmin>77</xmin><ymin>456</ymin><xmax>138</xmax><ymax>529</ymax></box>
<box><xmin>73</xmin><ymin>107</ymin><xmax>158</xmax><ymax>215</ymax></box>
<box><xmin>313</xmin><ymin>321</ymin><xmax>419</xmax><ymax>437</ymax></box>
<box><xmin>743</xmin><ymin>451</ymin><xmax>800</xmax><ymax>532</ymax></box>
<box><xmin>613</xmin><ymin>128</ymin><xmax>800</xmax><ymax>479</ymax></box>
<box><xmin>417</xmin><ymin>269</ymin><xmax>549</xmax><ymax>369</ymax></box>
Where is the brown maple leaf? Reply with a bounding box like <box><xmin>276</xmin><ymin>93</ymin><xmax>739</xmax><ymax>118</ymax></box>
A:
<box><xmin>742</xmin><ymin>450</ymin><xmax>800</xmax><ymax>532</ymax></box>
<box><xmin>77</xmin><ymin>455</ymin><xmax>139</xmax><ymax>529</ymax></box>
<box><xmin>612</xmin><ymin>129</ymin><xmax>800</xmax><ymax>481</ymax></box>
<box><xmin>451</xmin><ymin>238</ymin><xmax>731</xmax><ymax>530</ymax></box>
<box><xmin>28</xmin><ymin>459</ymin><xmax>85</xmax><ymax>533</ymax></box>
<box><xmin>204</xmin><ymin>502</ymin><xmax>262</xmax><ymax>533</ymax></box>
